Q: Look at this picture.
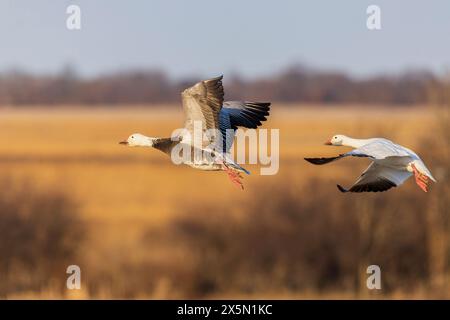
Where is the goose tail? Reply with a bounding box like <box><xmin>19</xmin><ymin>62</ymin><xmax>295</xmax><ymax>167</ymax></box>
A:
<box><xmin>226</xmin><ymin>161</ymin><xmax>250</xmax><ymax>175</ymax></box>
<box><xmin>216</xmin><ymin>152</ymin><xmax>251</xmax><ymax>175</ymax></box>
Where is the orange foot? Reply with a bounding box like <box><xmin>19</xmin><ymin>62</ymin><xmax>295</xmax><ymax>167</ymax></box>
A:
<box><xmin>412</xmin><ymin>164</ymin><xmax>429</xmax><ymax>193</ymax></box>
<box><xmin>222</xmin><ymin>164</ymin><xmax>244</xmax><ymax>190</ymax></box>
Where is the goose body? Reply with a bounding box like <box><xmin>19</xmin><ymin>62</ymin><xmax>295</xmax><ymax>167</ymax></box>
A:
<box><xmin>305</xmin><ymin>135</ymin><xmax>436</xmax><ymax>193</ymax></box>
<box><xmin>120</xmin><ymin>76</ymin><xmax>270</xmax><ymax>189</ymax></box>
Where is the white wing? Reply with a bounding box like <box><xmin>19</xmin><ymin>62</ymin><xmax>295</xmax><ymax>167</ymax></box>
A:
<box><xmin>338</xmin><ymin>162</ymin><xmax>412</xmax><ymax>193</ymax></box>
<box><xmin>349</xmin><ymin>139</ymin><xmax>417</xmax><ymax>160</ymax></box>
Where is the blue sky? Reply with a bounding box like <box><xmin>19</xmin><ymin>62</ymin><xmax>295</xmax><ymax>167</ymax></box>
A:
<box><xmin>1</xmin><ymin>0</ymin><xmax>449</xmax><ymax>78</ymax></box>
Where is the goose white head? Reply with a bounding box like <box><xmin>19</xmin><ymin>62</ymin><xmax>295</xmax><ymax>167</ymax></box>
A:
<box><xmin>325</xmin><ymin>134</ymin><xmax>347</xmax><ymax>146</ymax></box>
<box><xmin>119</xmin><ymin>133</ymin><xmax>154</xmax><ymax>147</ymax></box>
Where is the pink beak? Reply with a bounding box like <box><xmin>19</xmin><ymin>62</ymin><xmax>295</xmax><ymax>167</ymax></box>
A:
<box><xmin>324</xmin><ymin>139</ymin><xmax>332</xmax><ymax>145</ymax></box>
<box><xmin>119</xmin><ymin>141</ymin><xmax>128</xmax><ymax>145</ymax></box>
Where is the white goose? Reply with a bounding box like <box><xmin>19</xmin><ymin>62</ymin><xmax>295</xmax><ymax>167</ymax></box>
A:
<box><xmin>305</xmin><ymin>134</ymin><xmax>436</xmax><ymax>193</ymax></box>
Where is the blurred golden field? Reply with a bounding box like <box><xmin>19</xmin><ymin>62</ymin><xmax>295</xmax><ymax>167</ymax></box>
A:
<box><xmin>0</xmin><ymin>104</ymin><xmax>448</xmax><ymax>299</ymax></box>
<box><xmin>0</xmin><ymin>105</ymin><xmax>436</xmax><ymax>220</ymax></box>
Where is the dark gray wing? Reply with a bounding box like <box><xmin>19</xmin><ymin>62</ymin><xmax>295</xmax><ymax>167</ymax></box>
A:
<box><xmin>218</xmin><ymin>101</ymin><xmax>271</xmax><ymax>152</ymax></box>
<box><xmin>222</xmin><ymin>101</ymin><xmax>270</xmax><ymax>129</ymax></box>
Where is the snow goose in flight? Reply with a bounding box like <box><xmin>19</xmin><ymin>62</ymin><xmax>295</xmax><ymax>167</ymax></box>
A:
<box><xmin>304</xmin><ymin>135</ymin><xmax>436</xmax><ymax>193</ymax></box>
<box><xmin>119</xmin><ymin>76</ymin><xmax>270</xmax><ymax>189</ymax></box>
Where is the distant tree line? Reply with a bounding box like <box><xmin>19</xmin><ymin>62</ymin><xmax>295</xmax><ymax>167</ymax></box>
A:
<box><xmin>0</xmin><ymin>65</ymin><xmax>441</xmax><ymax>106</ymax></box>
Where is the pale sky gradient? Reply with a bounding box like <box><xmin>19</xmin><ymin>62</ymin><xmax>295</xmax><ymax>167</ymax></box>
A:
<box><xmin>0</xmin><ymin>0</ymin><xmax>449</xmax><ymax>78</ymax></box>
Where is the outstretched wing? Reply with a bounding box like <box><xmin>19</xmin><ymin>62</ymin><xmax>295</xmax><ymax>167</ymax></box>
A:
<box><xmin>304</xmin><ymin>152</ymin><xmax>371</xmax><ymax>165</ymax></box>
<box><xmin>218</xmin><ymin>101</ymin><xmax>271</xmax><ymax>152</ymax></box>
<box><xmin>350</xmin><ymin>140</ymin><xmax>412</xmax><ymax>160</ymax></box>
<box><xmin>337</xmin><ymin>162</ymin><xmax>412</xmax><ymax>193</ymax></box>
<box><xmin>305</xmin><ymin>139</ymin><xmax>414</xmax><ymax>165</ymax></box>
<box><xmin>221</xmin><ymin>101</ymin><xmax>270</xmax><ymax>129</ymax></box>
<box><xmin>181</xmin><ymin>76</ymin><xmax>224</xmax><ymax>146</ymax></box>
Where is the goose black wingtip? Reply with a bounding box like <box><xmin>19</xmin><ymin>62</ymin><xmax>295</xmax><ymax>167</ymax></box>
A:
<box><xmin>337</xmin><ymin>184</ymin><xmax>348</xmax><ymax>193</ymax></box>
<box><xmin>304</xmin><ymin>156</ymin><xmax>342</xmax><ymax>165</ymax></box>
<box><xmin>304</xmin><ymin>157</ymin><xmax>317</xmax><ymax>164</ymax></box>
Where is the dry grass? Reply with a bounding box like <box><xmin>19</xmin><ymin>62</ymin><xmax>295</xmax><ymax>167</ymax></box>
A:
<box><xmin>0</xmin><ymin>104</ymin><xmax>445</xmax><ymax>299</ymax></box>
<box><xmin>0</xmin><ymin>105</ymin><xmax>434</xmax><ymax>221</ymax></box>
